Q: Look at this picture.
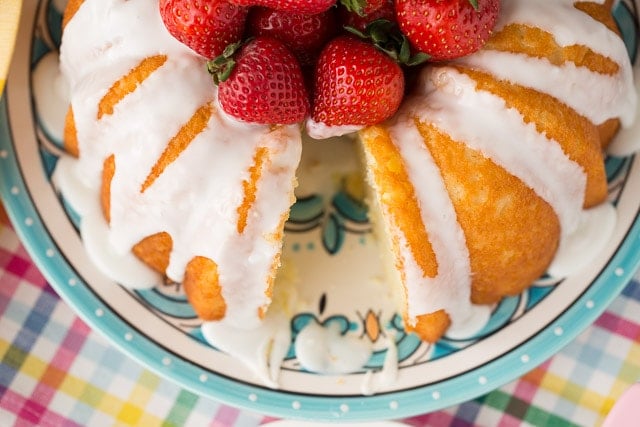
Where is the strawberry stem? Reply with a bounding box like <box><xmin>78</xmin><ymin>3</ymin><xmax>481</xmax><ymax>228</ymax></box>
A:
<box><xmin>339</xmin><ymin>0</ymin><xmax>370</xmax><ymax>16</ymax></box>
<box><xmin>468</xmin><ymin>0</ymin><xmax>479</xmax><ymax>11</ymax></box>
<box><xmin>207</xmin><ymin>41</ymin><xmax>242</xmax><ymax>85</ymax></box>
<box><xmin>345</xmin><ymin>19</ymin><xmax>430</xmax><ymax>66</ymax></box>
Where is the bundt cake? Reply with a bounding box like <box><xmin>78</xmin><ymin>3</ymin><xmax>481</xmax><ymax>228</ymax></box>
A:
<box><xmin>359</xmin><ymin>0</ymin><xmax>636</xmax><ymax>341</ymax></box>
<box><xmin>56</xmin><ymin>0</ymin><xmax>636</xmax><ymax>351</ymax></box>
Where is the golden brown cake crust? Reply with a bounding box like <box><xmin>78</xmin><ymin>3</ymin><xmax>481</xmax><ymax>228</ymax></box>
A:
<box><xmin>98</xmin><ymin>55</ymin><xmax>168</xmax><ymax>121</ymax></box>
<box><xmin>416</xmin><ymin>122</ymin><xmax>561</xmax><ymax>305</ymax></box>
<box><xmin>408</xmin><ymin>310</ymin><xmax>451</xmax><ymax>344</ymax></box>
<box><xmin>63</xmin><ymin>107</ymin><xmax>79</xmax><ymax>158</ymax></box>
<box><xmin>132</xmin><ymin>232</ymin><xmax>173</xmax><ymax>275</ymax></box>
<box><xmin>101</xmin><ymin>154</ymin><xmax>115</xmax><ymax>224</ymax></box>
<box><xmin>184</xmin><ymin>256</ymin><xmax>227</xmax><ymax>321</ymax></box>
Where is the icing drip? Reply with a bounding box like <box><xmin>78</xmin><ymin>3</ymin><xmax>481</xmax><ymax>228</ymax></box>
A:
<box><xmin>386</xmin><ymin>116</ymin><xmax>474</xmax><ymax>325</ymax></box>
<box><xmin>294</xmin><ymin>322</ymin><xmax>373</xmax><ymax>375</ymax></box>
<box><xmin>361</xmin><ymin>335</ymin><xmax>398</xmax><ymax>396</ymax></box>
<box><xmin>608</xmin><ymin>66</ymin><xmax>640</xmax><ymax>156</ymax></box>
<box><xmin>59</xmin><ymin>0</ymin><xmax>302</xmax><ymax>328</ymax></box>
<box><xmin>459</xmin><ymin>0</ymin><xmax>637</xmax><ymax>127</ymax></box>
<box><xmin>201</xmin><ymin>312</ymin><xmax>291</xmax><ymax>389</ymax></box>
<box><xmin>547</xmin><ymin>203</ymin><xmax>618</xmax><ymax>278</ymax></box>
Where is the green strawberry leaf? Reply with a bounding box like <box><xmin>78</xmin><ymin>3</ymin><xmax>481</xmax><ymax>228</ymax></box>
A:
<box><xmin>346</xmin><ymin>19</ymin><xmax>430</xmax><ymax>66</ymax></box>
<box><xmin>340</xmin><ymin>0</ymin><xmax>369</xmax><ymax>16</ymax></box>
<box><xmin>206</xmin><ymin>41</ymin><xmax>242</xmax><ymax>85</ymax></box>
<box><xmin>468</xmin><ymin>0</ymin><xmax>479</xmax><ymax>11</ymax></box>
<box><xmin>405</xmin><ymin>51</ymin><xmax>430</xmax><ymax>67</ymax></box>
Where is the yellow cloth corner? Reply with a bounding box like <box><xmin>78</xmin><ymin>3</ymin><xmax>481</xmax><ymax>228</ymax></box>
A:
<box><xmin>0</xmin><ymin>0</ymin><xmax>23</xmax><ymax>94</ymax></box>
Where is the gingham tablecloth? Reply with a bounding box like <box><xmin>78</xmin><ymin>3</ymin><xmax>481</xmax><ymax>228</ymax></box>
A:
<box><xmin>0</xmin><ymin>200</ymin><xmax>639</xmax><ymax>427</ymax></box>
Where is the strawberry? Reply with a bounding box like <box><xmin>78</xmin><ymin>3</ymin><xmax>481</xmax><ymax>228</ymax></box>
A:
<box><xmin>307</xmin><ymin>36</ymin><xmax>404</xmax><ymax>137</ymax></box>
<box><xmin>339</xmin><ymin>0</ymin><xmax>395</xmax><ymax>32</ymax></box>
<box><xmin>228</xmin><ymin>0</ymin><xmax>336</xmax><ymax>15</ymax></box>
<box><xmin>208</xmin><ymin>37</ymin><xmax>310</xmax><ymax>124</ymax></box>
<box><xmin>247</xmin><ymin>7</ymin><xmax>339</xmax><ymax>67</ymax></box>
<box><xmin>159</xmin><ymin>0</ymin><xmax>248</xmax><ymax>59</ymax></box>
<box><xmin>396</xmin><ymin>0</ymin><xmax>500</xmax><ymax>61</ymax></box>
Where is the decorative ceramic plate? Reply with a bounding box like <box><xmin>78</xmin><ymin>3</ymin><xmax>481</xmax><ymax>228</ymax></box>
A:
<box><xmin>2</xmin><ymin>0</ymin><xmax>640</xmax><ymax>422</ymax></box>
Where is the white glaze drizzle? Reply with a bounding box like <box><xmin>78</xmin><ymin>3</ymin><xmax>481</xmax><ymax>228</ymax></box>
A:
<box><xmin>294</xmin><ymin>322</ymin><xmax>372</xmax><ymax>375</ymax></box>
<box><xmin>446</xmin><ymin>304</ymin><xmax>493</xmax><ymax>340</ymax></box>
<box><xmin>547</xmin><ymin>203</ymin><xmax>617</xmax><ymax>277</ymax></box>
<box><xmin>32</xmin><ymin>52</ymin><xmax>68</xmax><ymax>141</ymax></box>
<box><xmin>201</xmin><ymin>312</ymin><xmax>291</xmax><ymax>389</ymax></box>
<box><xmin>58</xmin><ymin>0</ymin><xmax>302</xmax><ymax>328</ymax></box>
<box><xmin>458</xmin><ymin>0</ymin><xmax>637</xmax><ymax>127</ymax></box>
<box><xmin>53</xmin><ymin>157</ymin><xmax>162</xmax><ymax>287</ymax></box>
<box><xmin>305</xmin><ymin>118</ymin><xmax>364</xmax><ymax>140</ymax></box>
<box><xmin>361</xmin><ymin>335</ymin><xmax>398</xmax><ymax>396</ymax></box>
<box><xmin>608</xmin><ymin>65</ymin><xmax>640</xmax><ymax>155</ymax></box>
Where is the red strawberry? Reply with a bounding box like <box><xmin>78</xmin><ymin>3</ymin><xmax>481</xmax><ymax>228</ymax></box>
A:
<box><xmin>247</xmin><ymin>7</ymin><xmax>339</xmax><ymax>67</ymax></box>
<box><xmin>228</xmin><ymin>0</ymin><xmax>336</xmax><ymax>15</ymax></box>
<box><xmin>307</xmin><ymin>36</ymin><xmax>404</xmax><ymax>137</ymax></box>
<box><xmin>396</xmin><ymin>0</ymin><xmax>500</xmax><ymax>61</ymax></box>
<box><xmin>209</xmin><ymin>37</ymin><xmax>310</xmax><ymax>124</ymax></box>
<box><xmin>339</xmin><ymin>0</ymin><xmax>395</xmax><ymax>32</ymax></box>
<box><xmin>159</xmin><ymin>0</ymin><xmax>248</xmax><ymax>59</ymax></box>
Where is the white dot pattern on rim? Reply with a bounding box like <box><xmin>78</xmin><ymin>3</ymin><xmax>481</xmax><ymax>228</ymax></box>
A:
<box><xmin>248</xmin><ymin>393</ymin><xmax>257</xmax><ymax>402</ymax></box>
<box><xmin>389</xmin><ymin>401</ymin><xmax>399</xmax><ymax>410</ymax></box>
<box><xmin>615</xmin><ymin>268</ymin><xmax>625</xmax><ymax>277</ymax></box>
<box><xmin>521</xmin><ymin>354</ymin><xmax>530</xmax><ymax>363</ymax></box>
<box><xmin>432</xmin><ymin>391</ymin><xmax>441</xmax><ymax>400</ymax></box>
<box><xmin>554</xmin><ymin>327</ymin><xmax>564</xmax><ymax>336</ymax></box>
<box><xmin>10</xmin><ymin>186</ymin><xmax>18</xmax><ymax>195</ymax></box>
<box><xmin>68</xmin><ymin>278</ymin><xmax>77</xmax><ymax>286</ymax></box>
<box><xmin>340</xmin><ymin>404</ymin><xmax>349</xmax><ymax>413</ymax></box>
<box><xmin>124</xmin><ymin>332</ymin><xmax>133</xmax><ymax>341</ymax></box>
<box><xmin>24</xmin><ymin>218</ymin><xmax>33</xmax><ymax>226</ymax></box>
<box><xmin>0</xmin><ymin>150</ymin><xmax>7</xmax><ymax>158</ymax></box>
<box><xmin>292</xmin><ymin>401</ymin><xmax>301</xmax><ymax>410</ymax></box>
<box><xmin>199</xmin><ymin>374</ymin><xmax>207</xmax><ymax>383</ymax></box>
<box><xmin>45</xmin><ymin>249</ymin><xmax>54</xmax><ymax>257</ymax></box>
<box><xmin>586</xmin><ymin>300</ymin><xmax>595</xmax><ymax>309</ymax></box>
<box><xmin>478</xmin><ymin>376</ymin><xmax>488</xmax><ymax>385</ymax></box>
<box><xmin>162</xmin><ymin>357</ymin><xmax>171</xmax><ymax>366</ymax></box>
